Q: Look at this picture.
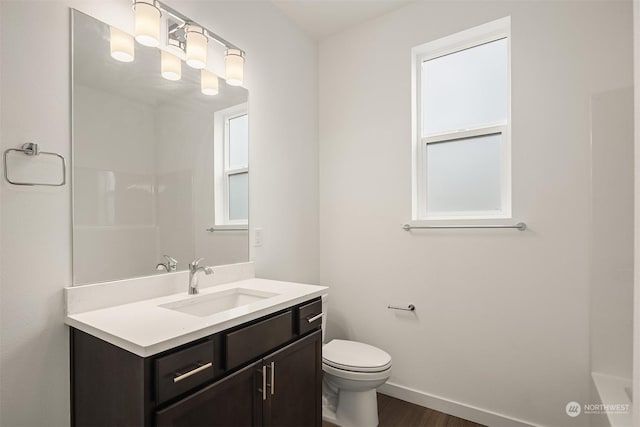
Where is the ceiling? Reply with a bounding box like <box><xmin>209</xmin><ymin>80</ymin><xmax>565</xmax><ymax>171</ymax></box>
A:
<box><xmin>271</xmin><ymin>0</ymin><xmax>414</xmax><ymax>40</ymax></box>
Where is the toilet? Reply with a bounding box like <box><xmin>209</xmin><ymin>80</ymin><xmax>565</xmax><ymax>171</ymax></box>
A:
<box><xmin>321</xmin><ymin>295</ymin><xmax>392</xmax><ymax>427</ymax></box>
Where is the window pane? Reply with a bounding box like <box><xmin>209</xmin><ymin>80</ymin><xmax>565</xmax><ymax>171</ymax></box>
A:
<box><xmin>229</xmin><ymin>114</ymin><xmax>248</xmax><ymax>168</ymax></box>
<box><xmin>228</xmin><ymin>172</ymin><xmax>248</xmax><ymax>221</ymax></box>
<box><xmin>426</xmin><ymin>134</ymin><xmax>502</xmax><ymax>214</ymax></box>
<box><xmin>422</xmin><ymin>38</ymin><xmax>507</xmax><ymax>135</ymax></box>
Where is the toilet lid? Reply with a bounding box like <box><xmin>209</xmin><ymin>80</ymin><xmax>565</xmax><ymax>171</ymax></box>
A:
<box><xmin>322</xmin><ymin>339</ymin><xmax>392</xmax><ymax>372</ymax></box>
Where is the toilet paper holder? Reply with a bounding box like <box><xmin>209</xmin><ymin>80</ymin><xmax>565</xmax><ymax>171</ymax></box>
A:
<box><xmin>387</xmin><ymin>304</ymin><xmax>415</xmax><ymax>311</ymax></box>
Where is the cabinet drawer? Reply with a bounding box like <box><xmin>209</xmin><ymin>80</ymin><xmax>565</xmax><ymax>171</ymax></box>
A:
<box><xmin>155</xmin><ymin>340</ymin><xmax>215</xmax><ymax>404</ymax></box>
<box><xmin>226</xmin><ymin>311</ymin><xmax>293</xmax><ymax>369</ymax></box>
<box><xmin>297</xmin><ymin>299</ymin><xmax>322</xmax><ymax>335</ymax></box>
<box><xmin>155</xmin><ymin>361</ymin><xmax>262</xmax><ymax>427</ymax></box>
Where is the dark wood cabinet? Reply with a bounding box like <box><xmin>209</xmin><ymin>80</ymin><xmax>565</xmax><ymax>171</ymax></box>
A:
<box><xmin>155</xmin><ymin>331</ymin><xmax>322</xmax><ymax>427</ymax></box>
<box><xmin>264</xmin><ymin>331</ymin><xmax>322</xmax><ymax>427</ymax></box>
<box><xmin>70</xmin><ymin>298</ymin><xmax>322</xmax><ymax>427</ymax></box>
<box><xmin>156</xmin><ymin>361</ymin><xmax>263</xmax><ymax>427</ymax></box>
<box><xmin>225</xmin><ymin>311</ymin><xmax>294</xmax><ymax>370</ymax></box>
<box><xmin>155</xmin><ymin>339</ymin><xmax>215</xmax><ymax>405</ymax></box>
<box><xmin>71</xmin><ymin>329</ymin><xmax>153</xmax><ymax>427</ymax></box>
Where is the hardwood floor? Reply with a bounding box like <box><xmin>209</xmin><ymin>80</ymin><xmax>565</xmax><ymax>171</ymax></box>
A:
<box><xmin>322</xmin><ymin>393</ymin><xmax>486</xmax><ymax>427</ymax></box>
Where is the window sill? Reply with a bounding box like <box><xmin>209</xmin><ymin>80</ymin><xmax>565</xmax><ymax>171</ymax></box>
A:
<box><xmin>414</xmin><ymin>215</ymin><xmax>512</xmax><ymax>222</ymax></box>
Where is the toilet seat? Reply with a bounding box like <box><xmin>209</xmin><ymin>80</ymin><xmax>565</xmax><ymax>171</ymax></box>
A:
<box><xmin>322</xmin><ymin>361</ymin><xmax>392</xmax><ymax>382</ymax></box>
<box><xmin>322</xmin><ymin>339</ymin><xmax>392</xmax><ymax>373</ymax></box>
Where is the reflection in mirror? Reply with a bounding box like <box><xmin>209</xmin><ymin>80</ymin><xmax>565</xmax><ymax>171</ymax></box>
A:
<box><xmin>72</xmin><ymin>10</ymin><xmax>249</xmax><ymax>286</ymax></box>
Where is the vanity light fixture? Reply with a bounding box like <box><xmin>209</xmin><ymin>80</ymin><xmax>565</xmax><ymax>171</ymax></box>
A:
<box><xmin>185</xmin><ymin>25</ymin><xmax>208</xmax><ymax>69</ymax></box>
<box><xmin>112</xmin><ymin>0</ymin><xmax>245</xmax><ymax>90</ymax></box>
<box><xmin>110</xmin><ymin>27</ymin><xmax>135</xmax><ymax>62</ymax></box>
<box><xmin>159</xmin><ymin>0</ymin><xmax>246</xmax><ymax>84</ymax></box>
<box><xmin>134</xmin><ymin>0</ymin><xmax>161</xmax><ymax>47</ymax></box>
<box><xmin>225</xmin><ymin>49</ymin><xmax>245</xmax><ymax>86</ymax></box>
<box><xmin>161</xmin><ymin>50</ymin><xmax>181</xmax><ymax>81</ymax></box>
<box><xmin>201</xmin><ymin>69</ymin><xmax>219</xmax><ymax>95</ymax></box>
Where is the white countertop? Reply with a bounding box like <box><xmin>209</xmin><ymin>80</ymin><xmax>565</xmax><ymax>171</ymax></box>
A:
<box><xmin>66</xmin><ymin>278</ymin><xmax>327</xmax><ymax>357</ymax></box>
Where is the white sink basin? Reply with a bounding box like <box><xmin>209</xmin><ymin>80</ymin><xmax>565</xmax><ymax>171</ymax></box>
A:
<box><xmin>160</xmin><ymin>288</ymin><xmax>279</xmax><ymax>317</ymax></box>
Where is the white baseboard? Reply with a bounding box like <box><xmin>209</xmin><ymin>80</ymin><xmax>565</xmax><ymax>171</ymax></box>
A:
<box><xmin>378</xmin><ymin>382</ymin><xmax>542</xmax><ymax>427</ymax></box>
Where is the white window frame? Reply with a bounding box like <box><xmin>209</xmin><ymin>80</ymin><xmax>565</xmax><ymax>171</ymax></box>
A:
<box><xmin>213</xmin><ymin>103</ymin><xmax>248</xmax><ymax>229</ymax></box>
<box><xmin>411</xmin><ymin>17</ymin><xmax>511</xmax><ymax>223</ymax></box>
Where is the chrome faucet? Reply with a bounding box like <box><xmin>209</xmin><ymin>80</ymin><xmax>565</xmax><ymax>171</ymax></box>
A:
<box><xmin>156</xmin><ymin>255</ymin><xmax>178</xmax><ymax>272</ymax></box>
<box><xmin>188</xmin><ymin>258</ymin><xmax>214</xmax><ymax>295</ymax></box>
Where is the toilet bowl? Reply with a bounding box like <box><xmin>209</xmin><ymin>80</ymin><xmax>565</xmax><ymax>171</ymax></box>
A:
<box><xmin>321</xmin><ymin>296</ymin><xmax>392</xmax><ymax>427</ymax></box>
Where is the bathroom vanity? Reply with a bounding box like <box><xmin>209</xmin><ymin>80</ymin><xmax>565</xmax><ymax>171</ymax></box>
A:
<box><xmin>66</xmin><ymin>7</ymin><xmax>328</xmax><ymax>426</ymax></box>
<box><xmin>66</xmin><ymin>274</ymin><xmax>327</xmax><ymax>427</ymax></box>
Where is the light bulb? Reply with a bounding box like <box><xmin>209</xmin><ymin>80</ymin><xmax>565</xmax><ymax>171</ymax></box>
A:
<box><xmin>161</xmin><ymin>51</ymin><xmax>181</xmax><ymax>81</ymax></box>
<box><xmin>134</xmin><ymin>0</ymin><xmax>161</xmax><ymax>47</ymax></box>
<box><xmin>186</xmin><ymin>25</ymin><xmax>207</xmax><ymax>69</ymax></box>
<box><xmin>225</xmin><ymin>48</ymin><xmax>245</xmax><ymax>86</ymax></box>
<box><xmin>110</xmin><ymin>27</ymin><xmax>134</xmax><ymax>62</ymax></box>
<box><xmin>201</xmin><ymin>69</ymin><xmax>219</xmax><ymax>96</ymax></box>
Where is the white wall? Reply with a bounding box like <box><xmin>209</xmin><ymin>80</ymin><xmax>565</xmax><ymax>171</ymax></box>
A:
<box><xmin>318</xmin><ymin>1</ymin><xmax>632</xmax><ymax>426</ymax></box>
<box><xmin>0</xmin><ymin>1</ymin><xmax>318</xmax><ymax>426</ymax></box>
<box><xmin>1</xmin><ymin>3</ymin><xmax>75</xmax><ymax>425</ymax></box>
<box><xmin>590</xmin><ymin>87</ymin><xmax>634</xmax><ymax>379</ymax></box>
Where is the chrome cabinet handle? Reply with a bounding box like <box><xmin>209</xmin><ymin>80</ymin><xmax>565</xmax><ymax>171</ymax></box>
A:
<box><xmin>262</xmin><ymin>365</ymin><xmax>267</xmax><ymax>400</ymax></box>
<box><xmin>306</xmin><ymin>313</ymin><xmax>322</xmax><ymax>323</ymax></box>
<box><xmin>173</xmin><ymin>362</ymin><xmax>212</xmax><ymax>383</ymax></box>
<box><xmin>270</xmin><ymin>362</ymin><xmax>275</xmax><ymax>395</ymax></box>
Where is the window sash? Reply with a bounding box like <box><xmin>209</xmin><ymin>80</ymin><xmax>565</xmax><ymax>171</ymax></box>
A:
<box><xmin>419</xmin><ymin>125</ymin><xmax>509</xmax><ymax>220</ymax></box>
<box><xmin>224</xmin><ymin>113</ymin><xmax>248</xmax><ymax>171</ymax></box>
<box><xmin>223</xmin><ymin>112</ymin><xmax>248</xmax><ymax>225</ymax></box>
<box><xmin>420</xmin><ymin>38</ymin><xmax>508</xmax><ymax>137</ymax></box>
<box><xmin>213</xmin><ymin>103</ymin><xmax>248</xmax><ymax>228</ymax></box>
<box><xmin>224</xmin><ymin>168</ymin><xmax>248</xmax><ymax>224</ymax></box>
<box><xmin>411</xmin><ymin>17</ymin><xmax>511</xmax><ymax>222</ymax></box>
<box><xmin>422</xmin><ymin>124</ymin><xmax>505</xmax><ymax>144</ymax></box>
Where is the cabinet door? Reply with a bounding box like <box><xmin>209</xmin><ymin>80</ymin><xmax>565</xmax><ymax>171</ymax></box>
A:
<box><xmin>263</xmin><ymin>330</ymin><xmax>322</xmax><ymax>427</ymax></box>
<box><xmin>156</xmin><ymin>360</ymin><xmax>262</xmax><ymax>427</ymax></box>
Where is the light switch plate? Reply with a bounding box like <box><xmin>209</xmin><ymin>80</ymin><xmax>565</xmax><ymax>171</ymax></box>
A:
<box><xmin>254</xmin><ymin>228</ymin><xmax>263</xmax><ymax>247</ymax></box>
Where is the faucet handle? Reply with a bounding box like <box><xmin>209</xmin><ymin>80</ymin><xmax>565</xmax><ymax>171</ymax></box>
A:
<box><xmin>163</xmin><ymin>255</ymin><xmax>178</xmax><ymax>271</ymax></box>
<box><xmin>189</xmin><ymin>257</ymin><xmax>205</xmax><ymax>270</ymax></box>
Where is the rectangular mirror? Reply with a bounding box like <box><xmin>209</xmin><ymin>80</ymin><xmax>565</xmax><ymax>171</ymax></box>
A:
<box><xmin>72</xmin><ymin>10</ymin><xmax>249</xmax><ymax>286</ymax></box>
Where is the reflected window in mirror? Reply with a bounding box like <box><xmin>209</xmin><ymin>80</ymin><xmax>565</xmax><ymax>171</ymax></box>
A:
<box><xmin>214</xmin><ymin>103</ymin><xmax>248</xmax><ymax>228</ymax></box>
